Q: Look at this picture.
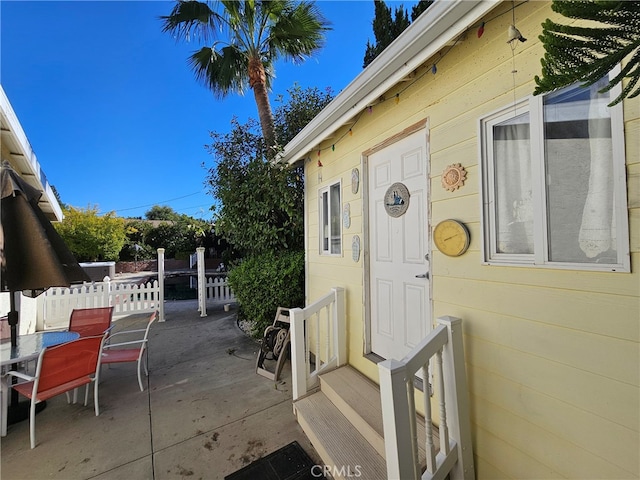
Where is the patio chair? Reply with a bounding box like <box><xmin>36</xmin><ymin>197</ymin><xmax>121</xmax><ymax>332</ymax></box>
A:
<box><xmin>69</xmin><ymin>306</ymin><xmax>114</xmax><ymax>338</ymax></box>
<box><xmin>101</xmin><ymin>311</ymin><xmax>157</xmax><ymax>391</ymax></box>
<box><xmin>256</xmin><ymin>307</ymin><xmax>291</xmax><ymax>382</ymax></box>
<box><xmin>5</xmin><ymin>334</ymin><xmax>107</xmax><ymax>449</ymax></box>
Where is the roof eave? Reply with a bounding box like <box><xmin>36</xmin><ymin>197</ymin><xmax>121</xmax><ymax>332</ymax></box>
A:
<box><xmin>278</xmin><ymin>0</ymin><xmax>500</xmax><ymax>166</ymax></box>
<box><xmin>0</xmin><ymin>85</ymin><xmax>63</xmax><ymax>221</ymax></box>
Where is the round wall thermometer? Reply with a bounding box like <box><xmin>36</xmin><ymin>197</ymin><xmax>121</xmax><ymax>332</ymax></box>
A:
<box><xmin>433</xmin><ymin>219</ymin><xmax>470</xmax><ymax>257</ymax></box>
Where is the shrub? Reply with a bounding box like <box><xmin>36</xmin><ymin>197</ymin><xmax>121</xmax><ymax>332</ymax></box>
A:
<box><xmin>227</xmin><ymin>250</ymin><xmax>304</xmax><ymax>337</ymax></box>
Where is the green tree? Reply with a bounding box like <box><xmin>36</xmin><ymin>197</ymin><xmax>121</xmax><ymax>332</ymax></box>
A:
<box><xmin>362</xmin><ymin>0</ymin><xmax>433</xmax><ymax>68</ymax></box>
<box><xmin>534</xmin><ymin>0</ymin><xmax>640</xmax><ymax>106</ymax></box>
<box><xmin>363</xmin><ymin>1</ymin><xmax>410</xmax><ymax>68</ymax></box>
<box><xmin>120</xmin><ymin>220</ymin><xmax>155</xmax><ymax>261</ymax></box>
<box><xmin>55</xmin><ymin>206</ymin><xmax>126</xmax><ymax>262</ymax></box>
<box><xmin>206</xmin><ymin>85</ymin><xmax>333</xmax><ymax>332</ymax></box>
<box><xmin>205</xmin><ymin>84</ymin><xmax>333</xmax><ymax>255</ymax></box>
<box><xmin>410</xmin><ymin>0</ymin><xmax>432</xmax><ymax>21</ymax></box>
<box><xmin>160</xmin><ymin>0</ymin><xmax>331</xmax><ymax>153</ymax></box>
<box><xmin>206</xmin><ymin>119</ymin><xmax>303</xmax><ymax>254</ymax></box>
<box><xmin>274</xmin><ymin>84</ymin><xmax>334</xmax><ymax>146</ymax></box>
<box><xmin>144</xmin><ymin>216</ymin><xmax>211</xmax><ymax>259</ymax></box>
<box><xmin>145</xmin><ymin>205</ymin><xmax>181</xmax><ymax>221</ymax></box>
<box><xmin>119</xmin><ymin>214</ymin><xmax>212</xmax><ymax>261</ymax></box>
<box><xmin>227</xmin><ymin>250</ymin><xmax>304</xmax><ymax>336</ymax></box>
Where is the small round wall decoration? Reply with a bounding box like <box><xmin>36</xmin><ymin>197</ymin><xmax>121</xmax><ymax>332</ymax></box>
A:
<box><xmin>441</xmin><ymin>163</ymin><xmax>467</xmax><ymax>192</ymax></box>
<box><xmin>384</xmin><ymin>182</ymin><xmax>410</xmax><ymax>217</ymax></box>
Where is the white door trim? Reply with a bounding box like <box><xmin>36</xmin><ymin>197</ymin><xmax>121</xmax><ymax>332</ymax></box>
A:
<box><xmin>363</xmin><ymin>118</ymin><xmax>432</xmax><ymax>359</ymax></box>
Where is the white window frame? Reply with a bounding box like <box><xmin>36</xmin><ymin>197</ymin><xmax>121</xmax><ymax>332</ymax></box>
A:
<box><xmin>319</xmin><ymin>180</ymin><xmax>342</xmax><ymax>256</ymax></box>
<box><xmin>479</xmin><ymin>76</ymin><xmax>630</xmax><ymax>272</ymax></box>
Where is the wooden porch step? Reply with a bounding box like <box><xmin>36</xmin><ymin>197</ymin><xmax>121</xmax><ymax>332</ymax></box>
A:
<box><xmin>294</xmin><ymin>391</ymin><xmax>386</xmax><ymax>480</ymax></box>
<box><xmin>294</xmin><ymin>366</ymin><xmax>439</xmax><ymax>472</ymax></box>
<box><xmin>319</xmin><ymin>366</ymin><xmax>386</xmax><ymax>458</ymax></box>
<box><xmin>314</xmin><ymin>366</ymin><xmax>435</xmax><ymax>466</ymax></box>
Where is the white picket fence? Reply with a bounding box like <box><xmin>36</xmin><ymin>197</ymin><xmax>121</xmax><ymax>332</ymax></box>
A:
<box><xmin>40</xmin><ymin>278</ymin><xmax>163</xmax><ymax>331</ymax></box>
<box><xmin>203</xmin><ymin>276</ymin><xmax>234</xmax><ymax>302</ymax></box>
<box><xmin>197</xmin><ymin>276</ymin><xmax>235</xmax><ymax>317</ymax></box>
<box><xmin>195</xmin><ymin>247</ymin><xmax>235</xmax><ymax>317</ymax></box>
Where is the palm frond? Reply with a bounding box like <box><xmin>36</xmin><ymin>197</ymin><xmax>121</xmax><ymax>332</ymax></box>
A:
<box><xmin>189</xmin><ymin>46</ymin><xmax>250</xmax><ymax>98</ymax></box>
<box><xmin>159</xmin><ymin>0</ymin><xmax>221</xmax><ymax>43</ymax></box>
<box><xmin>268</xmin><ymin>2</ymin><xmax>331</xmax><ymax>63</ymax></box>
<box><xmin>161</xmin><ymin>0</ymin><xmax>330</xmax><ymax>148</ymax></box>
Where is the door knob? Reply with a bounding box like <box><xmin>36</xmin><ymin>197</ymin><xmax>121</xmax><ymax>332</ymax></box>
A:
<box><xmin>415</xmin><ymin>272</ymin><xmax>429</xmax><ymax>279</ymax></box>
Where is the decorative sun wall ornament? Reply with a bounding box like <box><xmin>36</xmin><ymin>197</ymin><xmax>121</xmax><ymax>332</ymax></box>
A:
<box><xmin>441</xmin><ymin>163</ymin><xmax>467</xmax><ymax>192</ymax></box>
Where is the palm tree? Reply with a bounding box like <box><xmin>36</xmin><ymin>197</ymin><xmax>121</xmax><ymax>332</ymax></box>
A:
<box><xmin>160</xmin><ymin>0</ymin><xmax>330</xmax><ymax>154</ymax></box>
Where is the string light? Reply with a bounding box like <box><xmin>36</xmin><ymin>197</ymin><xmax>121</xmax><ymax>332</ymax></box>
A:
<box><xmin>306</xmin><ymin>1</ymin><xmax>529</xmax><ymax>158</ymax></box>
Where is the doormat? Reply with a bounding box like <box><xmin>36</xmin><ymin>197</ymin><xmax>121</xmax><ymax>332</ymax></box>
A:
<box><xmin>224</xmin><ymin>441</ymin><xmax>322</xmax><ymax>480</ymax></box>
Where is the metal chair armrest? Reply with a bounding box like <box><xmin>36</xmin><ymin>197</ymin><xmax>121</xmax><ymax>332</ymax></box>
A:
<box><xmin>5</xmin><ymin>370</ymin><xmax>36</xmax><ymax>383</ymax></box>
<box><xmin>108</xmin><ymin>328</ymin><xmax>146</xmax><ymax>338</ymax></box>
<box><xmin>103</xmin><ymin>339</ymin><xmax>147</xmax><ymax>348</ymax></box>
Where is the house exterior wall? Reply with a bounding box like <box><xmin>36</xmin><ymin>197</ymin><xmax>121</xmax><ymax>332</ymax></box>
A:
<box><xmin>302</xmin><ymin>1</ymin><xmax>639</xmax><ymax>478</ymax></box>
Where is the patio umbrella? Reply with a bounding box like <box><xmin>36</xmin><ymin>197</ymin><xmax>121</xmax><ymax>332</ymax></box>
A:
<box><xmin>1</xmin><ymin>161</ymin><xmax>89</xmax><ymax>346</ymax></box>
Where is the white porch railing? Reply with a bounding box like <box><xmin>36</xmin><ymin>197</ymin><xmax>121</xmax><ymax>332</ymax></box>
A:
<box><xmin>378</xmin><ymin>316</ymin><xmax>474</xmax><ymax>480</ymax></box>
<box><xmin>290</xmin><ymin>287</ymin><xmax>347</xmax><ymax>400</ymax></box>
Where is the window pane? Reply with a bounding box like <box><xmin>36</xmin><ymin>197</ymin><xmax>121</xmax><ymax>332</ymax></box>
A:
<box><xmin>493</xmin><ymin>113</ymin><xmax>533</xmax><ymax>254</ymax></box>
<box><xmin>322</xmin><ymin>191</ymin><xmax>329</xmax><ymax>252</ymax></box>
<box><xmin>330</xmin><ymin>183</ymin><xmax>341</xmax><ymax>254</ymax></box>
<box><xmin>544</xmin><ymin>80</ymin><xmax>616</xmax><ymax>263</ymax></box>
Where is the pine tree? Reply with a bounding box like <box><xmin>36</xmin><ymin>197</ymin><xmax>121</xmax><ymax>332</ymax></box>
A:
<box><xmin>363</xmin><ymin>1</ymin><xmax>434</xmax><ymax>68</ymax></box>
<box><xmin>411</xmin><ymin>0</ymin><xmax>433</xmax><ymax>21</ymax></box>
<box><xmin>363</xmin><ymin>1</ymin><xmax>411</xmax><ymax>68</ymax></box>
<box><xmin>534</xmin><ymin>0</ymin><xmax>640</xmax><ymax>106</ymax></box>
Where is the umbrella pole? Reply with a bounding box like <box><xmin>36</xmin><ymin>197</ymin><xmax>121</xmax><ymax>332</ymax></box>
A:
<box><xmin>8</xmin><ymin>291</ymin><xmax>22</xmax><ymax>417</ymax></box>
<box><xmin>8</xmin><ymin>291</ymin><xmax>18</xmax><ymax>347</ymax></box>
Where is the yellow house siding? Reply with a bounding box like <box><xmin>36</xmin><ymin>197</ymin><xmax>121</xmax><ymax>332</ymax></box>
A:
<box><xmin>428</xmin><ymin>2</ymin><xmax>639</xmax><ymax>477</ymax></box>
<box><xmin>302</xmin><ymin>1</ymin><xmax>639</xmax><ymax>477</ymax></box>
<box><xmin>429</xmin><ymin>2</ymin><xmax>639</xmax><ymax>476</ymax></box>
<box><xmin>304</xmin><ymin>131</ymin><xmax>368</xmax><ymax>369</ymax></box>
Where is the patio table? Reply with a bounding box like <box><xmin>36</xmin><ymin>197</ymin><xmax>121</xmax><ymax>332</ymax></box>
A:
<box><xmin>1</xmin><ymin>331</ymin><xmax>80</xmax><ymax>437</ymax></box>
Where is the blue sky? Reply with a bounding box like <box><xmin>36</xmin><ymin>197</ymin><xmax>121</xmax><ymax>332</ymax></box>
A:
<box><xmin>1</xmin><ymin>0</ymin><xmax>409</xmax><ymax>220</ymax></box>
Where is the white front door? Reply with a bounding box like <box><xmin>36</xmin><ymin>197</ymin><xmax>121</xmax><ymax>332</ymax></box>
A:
<box><xmin>368</xmin><ymin>128</ymin><xmax>431</xmax><ymax>361</ymax></box>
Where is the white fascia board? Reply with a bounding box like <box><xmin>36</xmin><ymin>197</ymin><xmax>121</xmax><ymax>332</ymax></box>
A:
<box><xmin>0</xmin><ymin>85</ymin><xmax>63</xmax><ymax>221</ymax></box>
<box><xmin>279</xmin><ymin>0</ymin><xmax>500</xmax><ymax>165</ymax></box>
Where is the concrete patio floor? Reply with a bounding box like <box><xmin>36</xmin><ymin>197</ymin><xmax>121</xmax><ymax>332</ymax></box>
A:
<box><xmin>0</xmin><ymin>300</ymin><xmax>320</xmax><ymax>480</ymax></box>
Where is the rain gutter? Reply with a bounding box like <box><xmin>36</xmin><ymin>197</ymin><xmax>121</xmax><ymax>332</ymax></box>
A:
<box><xmin>278</xmin><ymin>0</ymin><xmax>499</xmax><ymax>165</ymax></box>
